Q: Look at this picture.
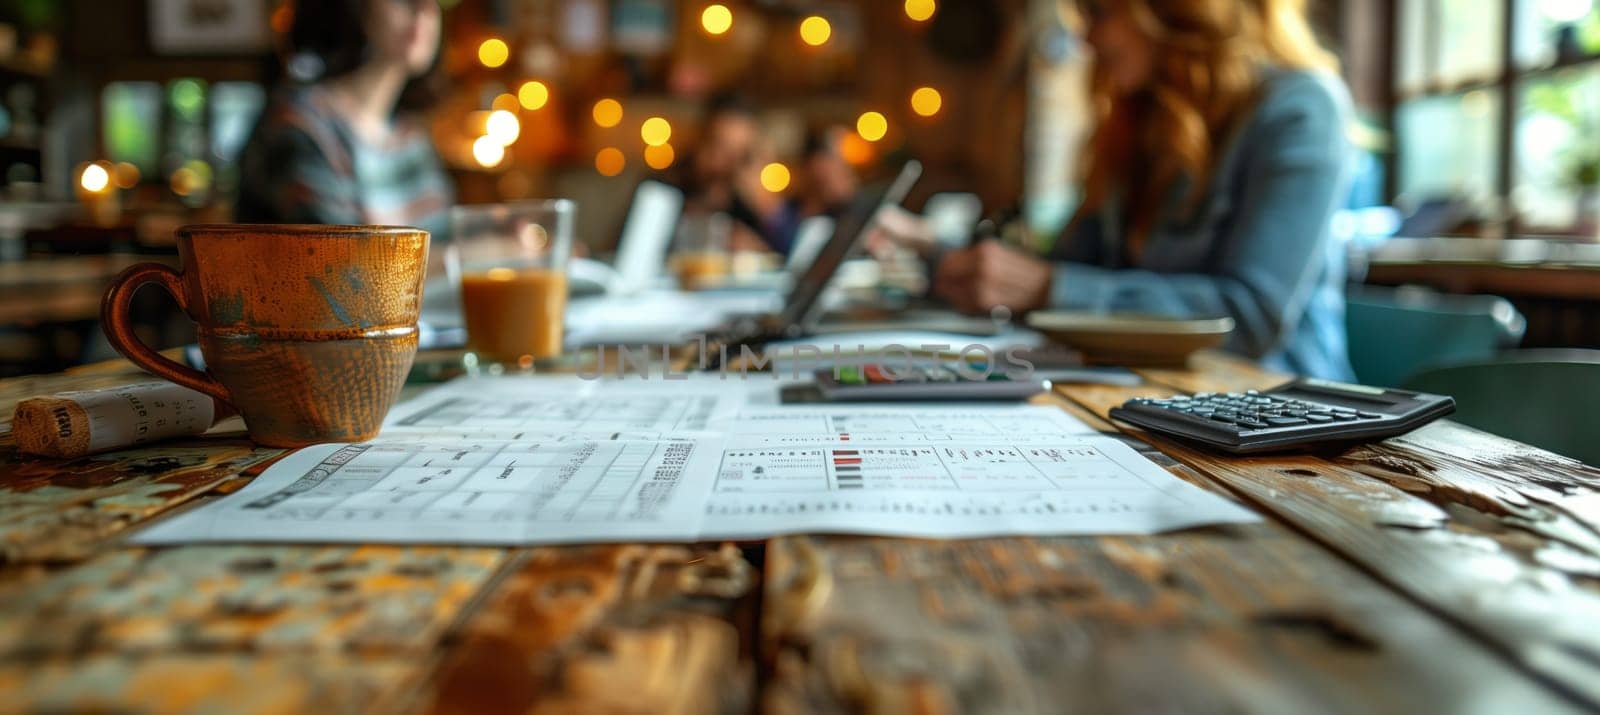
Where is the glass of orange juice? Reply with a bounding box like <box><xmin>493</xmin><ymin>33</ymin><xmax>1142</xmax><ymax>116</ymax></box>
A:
<box><xmin>448</xmin><ymin>200</ymin><xmax>574</xmax><ymax>372</ymax></box>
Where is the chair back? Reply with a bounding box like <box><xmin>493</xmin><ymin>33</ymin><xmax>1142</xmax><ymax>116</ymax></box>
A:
<box><xmin>1404</xmin><ymin>349</ymin><xmax>1600</xmax><ymax>466</ymax></box>
<box><xmin>1346</xmin><ymin>285</ymin><xmax>1525</xmax><ymax>387</ymax></box>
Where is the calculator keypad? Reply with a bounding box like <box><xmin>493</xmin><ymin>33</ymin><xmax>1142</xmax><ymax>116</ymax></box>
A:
<box><xmin>1127</xmin><ymin>390</ymin><xmax>1380</xmax><ymax>432</ymax></box>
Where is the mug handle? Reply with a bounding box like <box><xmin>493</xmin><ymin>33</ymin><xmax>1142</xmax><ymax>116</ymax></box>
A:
<box><xmin>100</xmin><ymin>262</ymin><xmax>234</xmax><ymax>405</ymax></box>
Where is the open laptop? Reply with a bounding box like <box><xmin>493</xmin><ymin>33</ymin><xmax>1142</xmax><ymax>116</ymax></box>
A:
<box><xmin>611</xmin><ymin>180</ymin><xmax>685</xmax><ymax>293</ymax></box>
<box><xmin>701</xmin><ymin>160</ymin><xmax>922</xmax><ymax>360</ymax></box>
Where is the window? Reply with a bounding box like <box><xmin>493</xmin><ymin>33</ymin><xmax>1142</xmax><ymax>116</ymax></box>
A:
<box><xmin>1396</xmin><ymin>90</ymin><xmax>1502</xmax><ymax>199</ymax></box>
<box><xmin>101</xmin><ymin>82</ymin><xmax>162</xmax><ymax>174</ymax></box>
<box><xmin>1392</xmin><ymin>0</ymin><xmax>1600</xmax><ymax>233</ymax></box>
<box><xmin>1514</xmin><ymin>67</ymin><xmax>1600</xmax><ymax>228</ymax></box>
<box><xmin>210</xmin><ymin>82</ymin><xmax>266</xmax><ymax>164</ymax></box>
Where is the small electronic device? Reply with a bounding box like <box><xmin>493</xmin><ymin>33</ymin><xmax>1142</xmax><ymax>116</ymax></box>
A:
<box><xmin>814</xmin><ymin>363</ymin><xmax>1048</xmax><ymax>402</ymax></box>
<box><xmin>703</xmin><ymin>160</ymin><xmax>923</xmax><ymax>367</ymax></box>
<box><xmin>1108</xmin><ymin>378</ymin><xmax>1455</xmax><ymax>454</ymax></box>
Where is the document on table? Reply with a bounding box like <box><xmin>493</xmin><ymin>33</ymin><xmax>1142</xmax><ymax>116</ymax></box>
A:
<box><xmin>134</xmin><ymin>433</ymin><xmax>726</xmax><ymax>544</ymax></box>
<box><xmin>383</xmin><ymin>376</ymin><xmax>740</xmax><ymax>435</ymax></box>
<box><xmin>703</xmin><ymin>435</ymin><xmax>1256</xmax><ymax>538</ymax></box>
<box><xmin>133</xmin><ymin>376</ymin><xmax>1257</xmax><ymax>545</ymax></box>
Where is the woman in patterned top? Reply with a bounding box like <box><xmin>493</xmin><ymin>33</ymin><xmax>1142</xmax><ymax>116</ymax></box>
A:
<box><xmin>235</xmin><ymin>0</ymin><xmax>453</xmax><ymax>240</ymax></box>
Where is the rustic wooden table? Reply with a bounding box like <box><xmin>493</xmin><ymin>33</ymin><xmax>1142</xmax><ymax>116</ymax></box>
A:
<box><xmin>2</xmin><ymin>351</ymin><xmax>1598</xmax><ymax>713</ymax></box>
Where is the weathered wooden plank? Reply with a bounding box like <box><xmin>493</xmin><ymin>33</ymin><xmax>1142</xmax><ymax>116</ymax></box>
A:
<box><xmin>0</xmin><ymin>655</ymin><xmax>417</xmax><ymax>713</ymax></box>
<box><xmin>762</xmin><ymin>530</ymin><xmax>1577</xmax><ymax>713</ymax></box>
<box><xmin>0</xmin><ymin>441</ymin><xmax>280</xmax><ymax>565</ymax></box>
<box><xmin>419</xmin><ymin>543</ymin><xmax>758</xmax><ymax>714</ymax></box>
<box><xmin>1139</xmin><ymin>353</ymin><xmax>1600</xmax><ymax>559</ymax></box>
<box><xmin>0</xmin><ymin>544</ymin><xmax>510</xmax><ymax>713</ymax></box>
<box><xmin>1058</xmin><ymin>378</ymin><xmax>1600</xmax><ymax>707</ymax></box>
<box><xmin>1137</xmin><ymin>355</ymin><xmax>1600</xmax><ymax>577</ymax></box>
<box><xmin>0</xmin><ymin>364</ymin><xmax>281</xmax><ymax>565</ymax></box>
<box><xmin>0</xmin><ymin>545</ymin><xmax>507</xmax><ymax>657</ymax></box>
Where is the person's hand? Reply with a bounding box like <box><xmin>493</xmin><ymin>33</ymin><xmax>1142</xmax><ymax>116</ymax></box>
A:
<box><xmin>933</xmin><ymin>241</ymin><xmax>1052</xmax><ymax>315</ymax></box>
<box><xmin>865</xmin><ymin>205</ymin><xmax>937</xmax><ymax>260</ymax></box>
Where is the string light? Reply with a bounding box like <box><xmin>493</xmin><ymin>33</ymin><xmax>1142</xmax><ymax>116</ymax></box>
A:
<box><xmin>856</xmin><ymin>111</ymin><xmax>888</xmax><ymax>142</ymax></box>
<box><xmin>799</xmin><ymin>16</ymin><xmax>832</xmax><ymax>46</ymax></box>
<box><xmin>593</xmin><ymin>98</ymin><xmax>623</xmax><ymax>128</ymax></box>
<box><xmin>911</xmin><ymin>87</ymin><xmax>942</xmax><ymax>117</ymax></box>
<box><xmin>478</xmin><ymin>38</ymin><xmax>509</xmax><ymax>68</ymax></box>
<box><xmin>760</xmin><ymin>162</ymin><xmax>791</xmax><ymax>192</ymax></box>
<box><xmin>904</xmin><ymin>0</ymin><xmax>936</xmax><ymax>22</ymax></box>
<box><xmin>113</xmin><ymin>162</ymin><xmax>141</xmax><ymax>189</ymax></box>
<box><xmin>640</xmin><ymin>117</ymin><xmax>672</xmax><ymax>146</ymax></box>
<box><xmin>595</xmin><ymin>147</ymin><xmax>626</xmax><ymax>176</ymax></box>
<box><xmin>839</xmin><ymin>132</ymin><xmax>873</xmax><ymax>165</ymax></box>
<box><xmin>701</xmin><ymin>4</ymin><xmax>734</xmax><ymax>35</ymax></box>
<box><xmin>517</xmin><ymin>80</ymin><xmax>549</xmax><ymax>110</ymax></box>
<box><xmin>472</xmin><ymin>135</ymin><xmax>506</xmax><ymax>167</ymax></box>
<box><xmin>486</xmin><ymin>110</ymin><xmax>520</xmax><ymax>145</ymax></box>
<box><xmin>645</xmin><ymin>143</ymin><xmax>676</xmax><ymax>169</ymax></box>
<box><xmin>169</xmin><ymin>161</ymin><xmax>210</xmax><ymax>196</ymax></box>
<box><xmin>79</xmin><ymin>163</ymin><xmax>110</xmax><ymax>193</ymax></box>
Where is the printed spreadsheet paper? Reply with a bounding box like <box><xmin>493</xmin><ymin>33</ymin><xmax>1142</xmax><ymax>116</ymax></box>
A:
<box><xmin>134</xmin><ymin>377</ymin><xmax>1258</xmax><ymax>545</ymax></box>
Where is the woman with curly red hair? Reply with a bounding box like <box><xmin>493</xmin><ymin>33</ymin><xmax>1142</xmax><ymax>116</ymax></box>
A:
<box><xmin>935</xmin><ymin>0</ymin><xmax>1355</xmax><ymax>379</ymax></box>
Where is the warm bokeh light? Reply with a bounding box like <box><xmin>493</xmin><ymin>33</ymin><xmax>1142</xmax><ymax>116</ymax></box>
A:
<box><xmin>491</xmin><ymin>93</ymin><xmax>519</xmax><ymax>113</ymax></box>
<box><xmin>486</xmin><ymin>110</ymin><xmax>520</xmax><ymax>145</ymax></box>
<box><xmin>839</xmin><ymin>132</ymin><xmax>873</xmax><ymax>166</ymax></box>
<box><xmin>701</xmin><ymin>4</ymin><xmax>733</xmax><ymax>35</ymax></box>
<box><xmin>79</xmin><ymin>163</ymin><xmax>110</xmax><ymax>193</ymax></box>
<box><xmin>595</xmin><ymin>147</ymin><xmax>626</xmax><ymax>176</ymax></box>
<box><xmin>169</xmin><ymin>161</ymin><xmax>210</xmax><ymax>196</ymax></box>
<box><xmin>911</xmin><ymin>87</ymin><xmax>943</xmax><ymax>117</ymax></box>
<box><xmin>478</xmin><ymin>38</ymin><xmax>510</xmax><ymax>68</ymax></box>
<box><xmin>473</xmin><ymin>135</ymin><xmax>506</xmax><ymax>167</ymax></box>
<box><xmin>644</xmin><ymin>143</ymin><xmax>676</xmax><ymax>170</ymax></box>
<box><xmin>112</xmin><ymin>162</ymin><xmax>141</xmax><ymax>189</ymax></box>
<box><xmin>593</xmin><ymin>98</ymin><xmax>623</xmax><ymax>128</ymax></box>
<box><xmin>799</xmin><ymin>16</ymin><xmax>832</xmax><ymax>46</ymax></box>
<box><xmin>517</xmin><ymin>80</ymin><xmax>549</xmax><ymax>110</ymax></box>
<box><xmin>856</xmin><ymin>111</ymin><xmax>888</xmax><ymax>142</ymax></box>
<box><xmin>169</xmin><ymin>168</ymin><xmax>196</xmax><ymax>196</ymax></box>
<box><xmin>759</xmin><ymin>162</ymin><xmax>791</xmax><ymax>192</ymax></box>
<box><xmin>905</xmin><ymin>0</ymin><xmax>936</xmax><ymax>22</ymax></box>
<box><xmin>269</xmin><ymin>4</ymin><xmax>293</xmax><ymax>34</ymax></box>
<box><xmin>640</xmin><ymin>117</ymin><xmax>672</xmax><ymax>147</ymax></box>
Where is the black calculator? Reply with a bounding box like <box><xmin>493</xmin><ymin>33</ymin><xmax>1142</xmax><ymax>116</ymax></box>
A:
<box><xmin>1109</xmin><ymin>378</ymin><xmax>1455</xmax><ymax>454</ymax></box>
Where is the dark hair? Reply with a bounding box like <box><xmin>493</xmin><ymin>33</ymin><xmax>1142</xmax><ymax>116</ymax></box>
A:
<box><xmin>704</xmin><ymin>92</ymin><xmax>757</xmax><ymax>121</ymax></box>
<box><xmin>286</xmin><ymin>0</ymin><xmax>442</xmax><ymax>113</ymax></box>
<box><xmin>803</xmin><ymin>126</ymin><xmax>842</xmax><ymax>160</ymax></box>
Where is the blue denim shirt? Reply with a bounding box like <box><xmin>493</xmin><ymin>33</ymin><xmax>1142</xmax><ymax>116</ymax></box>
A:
<box><xmin>1051</xmin><ymin>70</ymin><xmax>1356</xmax><ymax>380</ymax></box>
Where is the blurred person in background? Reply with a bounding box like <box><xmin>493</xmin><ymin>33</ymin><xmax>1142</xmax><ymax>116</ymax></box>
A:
<box><xmin>933</xmin><ymin>0</ymin><xmax>1356</xmax><ymax>380</ymax></box>
<box><xmin>234</xmin><ymin>0</ymin><xmax>453</xmax><ymax>239</ymax></box>
<box><xmin>673</xmin><ymin>94</ymin><xmax>795</xmax><ymax>254</ymax></box>
<box><xmin>794</xmin><ymin>126</ymin><xmax>860</xmax><ymax>223</ymax></box>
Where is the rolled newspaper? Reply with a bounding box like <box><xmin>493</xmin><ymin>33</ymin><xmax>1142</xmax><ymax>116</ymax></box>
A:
<box><xmin>12</xmin><ymin>381</ymin><xmax>232</xmax><ymax>458</ymax></box>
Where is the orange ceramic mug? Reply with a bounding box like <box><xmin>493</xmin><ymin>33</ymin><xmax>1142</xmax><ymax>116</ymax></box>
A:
<box><xmin>101</xmin><ymin>224</ymin><xmax>429</xmax><ymax>448</ymax></box>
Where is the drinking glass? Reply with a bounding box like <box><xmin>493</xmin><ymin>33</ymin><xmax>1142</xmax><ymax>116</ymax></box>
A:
<box><xmin>670</xmin><ymin>211</ymin><xmax>732</xmax><ymax>290</ymax></box>
<box><xmin>448</xmin><ymin>200</ymin><xmax>574</xmax><ymax>371</ymax></box>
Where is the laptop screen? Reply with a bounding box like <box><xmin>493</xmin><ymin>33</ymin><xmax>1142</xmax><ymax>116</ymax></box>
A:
<box><xmin>777</xmin><ymin>160</ymin><xmax>922</xmax><ymax>331</ymax></box>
